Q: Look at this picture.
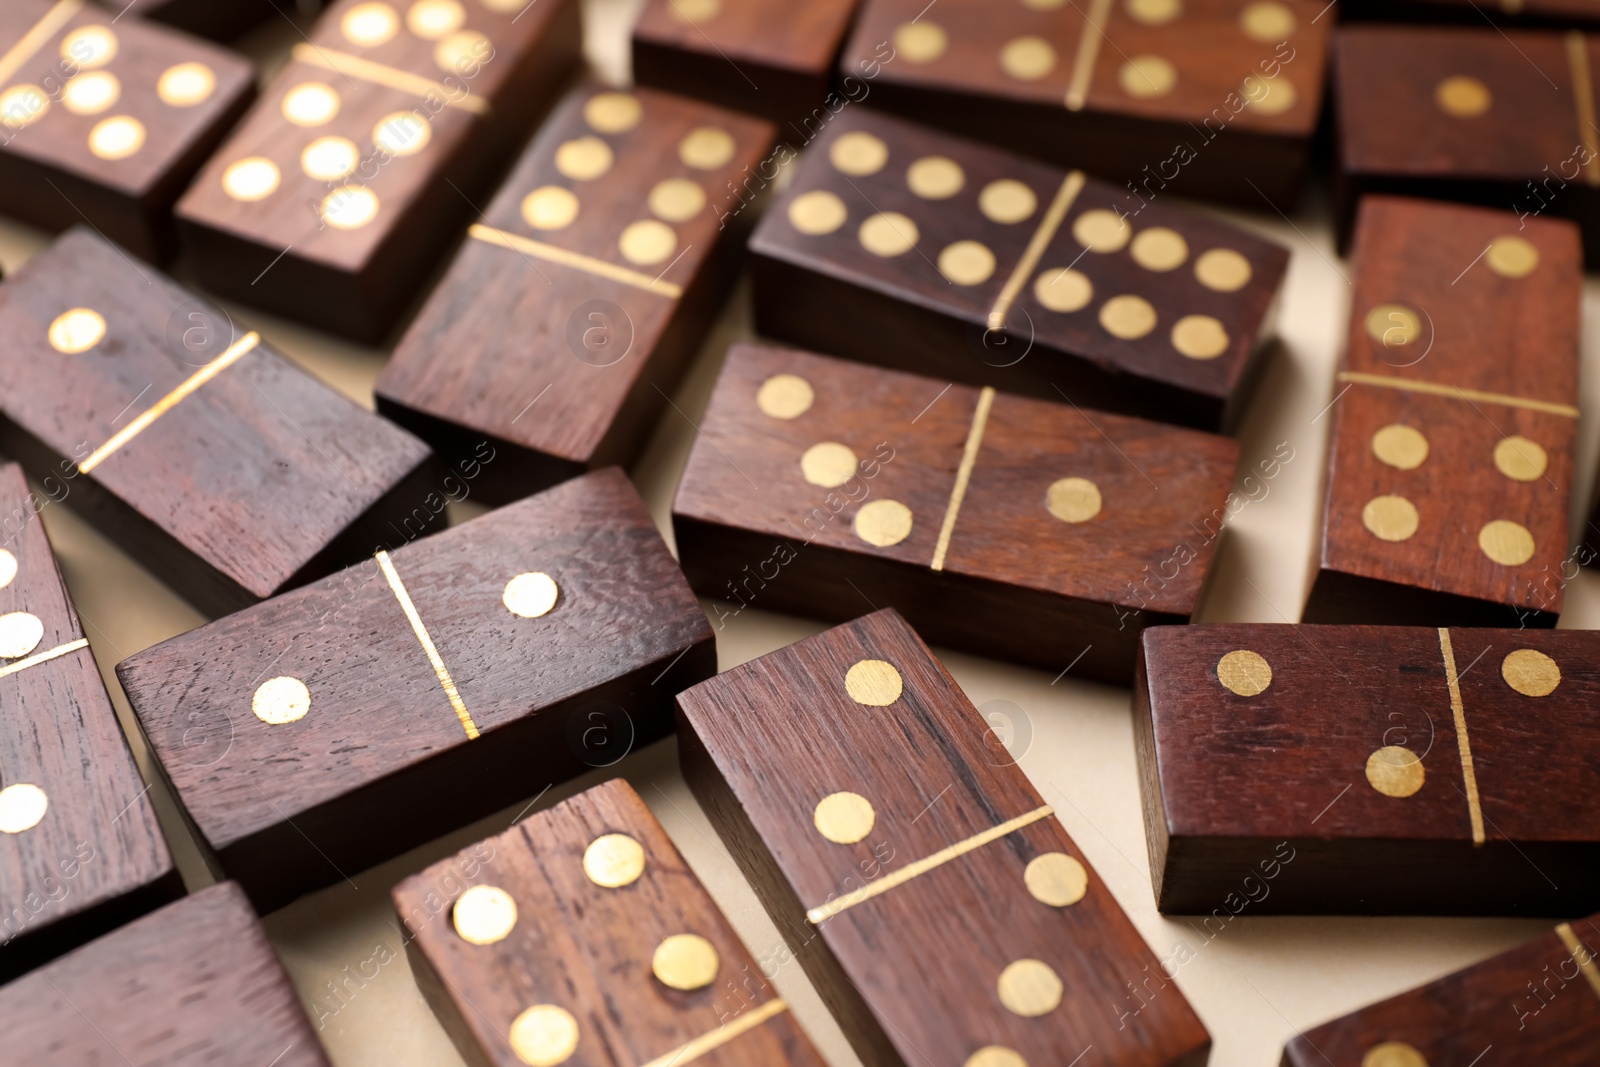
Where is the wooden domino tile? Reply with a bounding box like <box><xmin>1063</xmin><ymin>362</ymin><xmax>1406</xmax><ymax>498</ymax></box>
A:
<box><xmin>0</xmin><ymin>0</ymin><xmax>254</xmax><ymax>260</ymax></box>
<box><xmin>837</xmin><ymin>0</ymin><xmax>1328</xmax><ymax>206</ymax></box>
<box><xmin>0</xmin><ymin>227</ymin><xmax>438</xmax><ymax>618</ymax></box>
<box><xmin>4</xmin><ymin>881</ymin><xmax>333</xmax><ymax>1066</ymax></box>
<box><xmin>394</xmin><ymin>778</ymin><xmax>828</xmax><ymax>1067</ymax></box>
<box><xmin>175</xmin><ymin>0</ymin><xmax>583</xmax><ymax>341</ymax></box>
<box><xmin>1284</xmin><ymin>916</ymin><xmax>1600</xmax><ymax>1065</ymax></box>
<box><xmin>1137</xmin><ymin>623</ymin><xmax>1600</xmax><ymax>916</ymax></box>
<box><xmin>677</xmin><ymin>610</ymin><xmax>1212</xmax><ymax>1067</ymax></box>
<box><xmin>751</xmin><ymin>108</ymin><xmax>1288</xmax><ymax>431</ymax></box>
<box><xmin>672</xmin><ymin>343</ymin><xmax>1240</xmax><ymax>681</ymax></box>
<box><xmin>116</xmin><ymin>470</ymin><xmax>715</xmax><ymax>912</ymax></box>
<box><xmin>631</xmin><ymin>0</ymin><xmax>859</xmax><ymax>121</ymax></box>
<box><xmin>374</xmin><ymin>85</ymin><xmax>776</xmax><ymax>505</ymax></box>
<box><xmin>1333</xmin><ymin>25</ymin><xmax>1600</xmax><ymax>260</ymax></box>
<box><xmin>1303</xmin><ymin>197</ymin><xmax>1581</xmax><ymax>628</ymax></box>
<box><xmin>0</xmin><ymin>461</ymin><xmax>178</xmax><ymax>983</ymax></box>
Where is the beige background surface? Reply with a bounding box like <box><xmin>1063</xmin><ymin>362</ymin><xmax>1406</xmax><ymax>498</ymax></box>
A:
<box><xmin>8</xmin><ymin>1</ymin><xmax>1600</xmax><ymax>1063</ymax></box>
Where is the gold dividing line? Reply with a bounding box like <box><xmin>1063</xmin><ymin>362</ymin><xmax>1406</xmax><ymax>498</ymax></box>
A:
<box><xmin>806</xmin><ymin>805</ymin><xmax>1055</xmax><ymax>924</ymax></box>
<box><xmin>1337</xmin><ymin>372</ymin><xmax>1580</xmax><ymax>418</ymax></box>
<box><xmin>0</xmin><ymin>0</ymin><xmax>82</xmax><ymax>89</ymax></box>
<box><xmin>1555</xmin><ymin>923</ymin><xmax>1600</xmax><ymax>1002</ymax></box>
<box><xmin>1566</xmin><ymin>33</ymin><xmax>1600</xmax><ymax>187</ymax></box>
<box><xmin>80</xmin><ymin>333</ymin><xmax>261</xmax><ymax>474</ymax></box>
<box><xmin>638</xmin><ymin>998</ymin><xmax>789</xmax><ymax>1067</ymax></box>
<box><xmin>931</xmin><ymin>386</ymin><xmax>995</xmax><ymax>572</ymax></box>
<box><xmin>1065</xmin><ymin>0</ymin><xmax>1114</xmax><ymax>111</ymax></box>
<box><xmin>0</xmin><ymin>638</ymin><xmax>88</xmax><ymax>681</ymax></box>
<box><xmin>291</xmin><ymin>43</ymin><xmax>490</xmax><ymax>115</ymax></box>
<box><xmin>987</xmin><ymin>171</ymin><xmax>1086</xmax><ymax>331</ymax></box>
<box><xmin>1438</xmin><ymin>629</ymin><xmax>1485</xmax><ymax>847</ymax></box>
<box><xmin>469</xmin><ymin>224</ymin><xmax>685</xmax><ymax>299</ymax></box>
<box><xmin>375</xmin><ymin>550</ymin><xmax>479</xmax><ymax>740</ymax></box>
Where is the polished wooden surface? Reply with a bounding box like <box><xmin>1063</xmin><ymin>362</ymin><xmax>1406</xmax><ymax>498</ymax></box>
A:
<box><xmin>679</xmin><ymin>610</ymin><xmax>1211</xmax><ymax>1067</ymax></box>
<box><xmin>0</xmin><ymin>0</ymin><xmax>254</xmax><ymax>260</ymax></box>
<box><xmin>840</xmin><ymin>0</ymin><xmax>1327</xmax><ymax>206</ymax></box>
<box><xmin>396</xmin><ymin>778</ymin><xmax>827</xmax><ymax>1067</ymax></box>
<box><xmin>3</xmin><ymin>881</ymin><xmax>332</xmax><ymax>1065</ymax></box>
<box><xmin>750</xmin><ymin>108</ymin><xmax>1289</xmax><ymax>430</ymax></box>
<box><xmin>632</xmin><ymin>0</ymin><xmax>858</xmax><ymax>120</ymax></box>
<box><xmin>1305</xmin><ymin>197</ymin><xmax>1581</xmax><ymax>626</ymax></box>
<box><xmin>116</xmin><ymin>470</ymin><xmax>714</xmax><ymax>911</ymax></box>
<box><xmin>0</xmin><ymin>228</ymin><xmax>437</xmax><ymax>616</ymax></box>
<box><xmin>1284</xmin><ymin>917</ymin><xmax>1600</xmax><ymax>1065</ymax></box>
<box><xmin>674</xmin><ymin>343</ymin><xmax>1240</xmax><ymax>678</ymax></box>
<box><xmin>1138</xmin><ymin>623</ymin><xmax>1600</xmax><ymax>916</ymax></box>
<box><xmin>1333</xmin><ymin>24</ymin><xmax>1600</xmax><ymax>261</ymax></box>
<box><xmin>376</xmin><ymin>85</ymin><xmax>775</xmax><ymax>503</ymax></box>
<box><xmin>0</xmin><ymin>3</ymin><xmax>1591</xmax><ymax>1066</ymax></box>
<box><xmin>0</xmin><ymin>460</ymin><xmax>177</xmax><ymax>981</ymax></box>
<box><xmin>176</xmin><ymin>0</ymin><xmax>583</xmax><ymax>340</ymax></box>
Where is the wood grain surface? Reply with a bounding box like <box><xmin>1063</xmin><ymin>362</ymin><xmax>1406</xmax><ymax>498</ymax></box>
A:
<box><xmin>0</xmin><ymin>227</ymin><xmax>438</xmax><ymax>616</ymax></box>
<box><xmin>838</xmin><ymin>0</ymin><xmax>1327</xmax><ymax>206</ymax></box>
<box><xmin>395</xmin><ymin>778</ymin><xmax>828</xmax><ymax>1067</ymax></box>
<box><xmin>175</xmin><ymin>0</ymin><xmax>583</xmax><ymax>340</ymax></box>
<box><xmin>375</xmin><ymin>84</ymin><xmax>775</xmax><ymax>504</ymax></box>
<box><xmin>0</xmin><ymin>0</ymin><xmax>255</xmax><ymax>260</ymax></box>
<box><xmin>1304</xmin><ymin>197</ymin><xmax>1581</xmax><ymax>627</ymax></box>
<box><xmin>1137</xmin><ymin>623</ymin><xmax>1600</xmax><ymax>915</ymax></box>
<box><xmin>632</xmin><ymin>0</ymin><xmax>859</xmax><ymax>121</ymax></box>
<box><xmin>0</xmin><ymin>460</ymin><xmax>177</xmax><ymax>982</ymax></box>
<box><xmin>749</xmin><ymin>107</ymin><xmax>1289</xmax><ymax>430</ymax></box>
<box><xmin>678</xmin><ymin>609</ymin><xmax>1211</xmax><ymax>1067</ymax></box>
<box><xmin>2</xmin><ymin>881</ymin><xmax>333</xmax><ymax>1066</ymax></box>
<box><xmin>1283</xmin><ymin>916</ymin><xmax>1600</xmax><ymax>1065</ymax></box>
<box><xmin>117</xmin><ymin>469</ymin><xmax>715</xmax><ymax>912</ymax></box>
<box><xmin>673</xmin><ymin>342</ymin><xmax>1240</xmax><ymax>679</ymax></box>
<box><xmin>1333</xmin><ymin>25</ymin><xmax>1600</xmax><ymax>260</ymax></box>
<box><xmin>0</xmin><ymin>6</ymin><xmax>1573</xmax><ymax>1067</ymax></box>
